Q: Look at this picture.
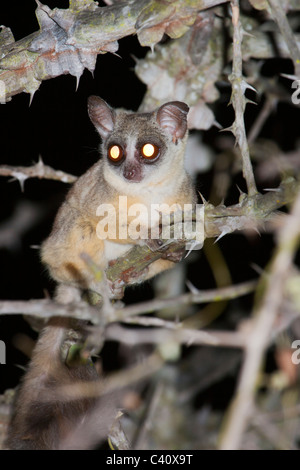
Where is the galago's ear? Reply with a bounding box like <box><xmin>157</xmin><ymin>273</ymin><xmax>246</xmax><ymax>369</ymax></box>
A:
<box><xmin>156</xmin><ymin>101</ymin><xmax>189</xmax><ymax>143</ymax></box>
<box><xmin>88</xmin><ymin>96</ymin><xmax>115</xmax><ymax>139</ymax></box>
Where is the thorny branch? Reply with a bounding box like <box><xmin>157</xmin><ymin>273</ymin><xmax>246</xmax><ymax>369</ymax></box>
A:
<box><xmin>1</xmin><ymin>159</ymin><xmax>298</xmax><ymax>284</ymax></box>
<box><xmin>0</xmin><ymin>0</ymin><xmax>228</xmax><ymax>101</ymax></box>
<box><xmin>107</xmin><ymin>177</ymin><xmax>300</xmax><ymax>285</ymax></box>
<box><xmin>0</xmin><ymin>158</ymin><xmax>77</xmax><ymax>187</ymax></box>
<box><xmin>219</xmin><ymin>189</ymin><xmax>300</xmax><ymax>450</ymax></box>
<box><xmin>0</xmin><ymin>282</ymin><xmax>256</xmax><ymax>321</ymax></box>
<box><xmin>105</xmin><ymin>323</ymin><xmax>246</xmax><ymax>349</ymax></box>
<box><xmin>247</xmin><ymin>94</ymin><xmax>277</xmax><ymax>145</ymax></box>
<box><xmin>229</xmin><ymin>0</ymin><xmax>257</xmax><ymax>196</ymax></box>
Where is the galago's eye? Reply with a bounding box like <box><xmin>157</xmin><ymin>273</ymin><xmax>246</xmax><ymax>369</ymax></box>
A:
<box><xmin>108</xmin><ymin>144</ymin><xmax>124</xmax><ymax>163</ymax></box>
<box><xmin>141</xmin><ymin>143</ymin><xmax>159</xmax><ymax>160</ymax></box>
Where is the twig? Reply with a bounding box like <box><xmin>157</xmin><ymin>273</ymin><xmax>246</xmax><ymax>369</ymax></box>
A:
<box><xmin>132</xmin><ymin>382</ymin><xmax>163</xmax><ymax>450</ymax></box>
<box><xmin>0</xmin><ymin>299</ymin><xmax>99</xmax><ymax>322</ymax></box>
<box><xmin>105</xmin><ymin>323</ymin><xmax>246</xmax><ymax>349</ymax></box>
<box><xmin>268</xmin><ymin>0</ymin><xmax>300</xmax><ymax>77</ymax></box>
<box><xmin>249</xmin><ymin>407</ymin><xmax>297</xmax><ymax>450</ymax></box>
<box><xmin>107</xmin><ymin>177</ymin><xmax>300</xmax><ymax>284</ymax></box>
<box><xmin>256</xmin><ymin>403</ymin><xmax>300</xmax><ymax>422</ymax></box>
<box><xmin>2</xmin><ymin>277</ymin><xmax>297</xmax><ymax>355</ymax></box>
<box><xmin>110</xmin><ymin>280</ymin><xmax>257</xmax><ymax>321</ymax></box>
<box><xmin>0</xmin><ymin>280</ymin><xmax>257</xmax><ymax>322</ymax></box>
<box><xmin>0</xmin><ymin>158</ymin><xmax>77</xmax><ymax>186</ymax></box>
<box><xmin>108</xmin><ymin>411</ymin><xmax>131</xmax><ymax>450</ymax></box>
<box><xmin>247</xmin><ymin>94</ymin><xmax>277</xmax><ymax>145</ymax></box>
<box><xmin>229</xmin><ymin>0</ymin><xmax>258</xmax><ymax>196</ymax></box>
<box><xmin>0</xmin><ymin>0</ymin><xmax>228</xmax><ymax>101</ymax></box>
<box><xmin>219</xmin><ymin>189</ymin><xmax>300</xmax><ymax>450</ymax></box>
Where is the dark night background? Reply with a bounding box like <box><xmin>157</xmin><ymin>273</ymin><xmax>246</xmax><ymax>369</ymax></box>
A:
<box><xmin>0</xmin><ymin>0</ymin><xmax>299</xmax><ymax>417</ymax></box>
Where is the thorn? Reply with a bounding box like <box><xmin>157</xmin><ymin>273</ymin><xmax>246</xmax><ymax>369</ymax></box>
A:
<box><xmin>250</xmin><ymin>262</ymin><xmax>264</xmax><ymax>275</ymax></box>
<box><xmin>252</xmin><ymin>226</ymin><xmax>261</xmax><ymax>237</ymax></box>
<box><xmin>263</xmin><ymin>187</ymin><xmax>281</xmax><ymax>192</ymax></box>
<box><xmin>10</xmin><ymin>172</ymin><xmax>28</xmax><ymax>192</ymax></box>
<box><xmin>38</xmin><ymin>154</ymin><xmax>44</xmax><ymax>165</ymax></box>
<box><xmin>214</xmin><ymin>229</ymin><xmax>229</xmax><ymax>243</ymax></box>
<box><xmin>36</xmin><ymin>155</ymin><xmax>45</xmax><ymax>175</ymax></box>
<box><xmin>183</xmin><ymin>246</ymin><xmax>193</xmax><ymax>259</ymax></box>
<box><xmin>130</xmin><ymin>54</ymin><xmax>138</xmax><ymax>64</ymax></box>
<box><xmin>159</xmin><ymin>240</ymin><xmax>173</xmax><ymax>250</ymax></box>
<box><xmin>245</xmin><ymin>98</ymin><xmax>257</xmax><ymax>106</ymax></box>
<box><xmin>186</xmin><ymin>280</ymin><xmax>200</xmax><ymax>294</ymax></box>
<box><xmin>242</xmin><ymin>29</ymin><xmax>255</xmax><ymax>39</ymax></box>
<box><xmin>280</xmin><ymin>73</ymin><xmax>298</xmax><ymax>81</ymax></box>
<box><xmin>219</xmin><ymin>124</ymin><xmax>234</xmax><ymax>134</ymax></box>
<box><xmin>184</xmin><ymin>240</ymin><xmax>203</xmax><ymax>257</ymax></box>
<box><xmin>15</xmin><ymin>364</ymin><xmax>27</xmax><ymax>372</ymax></box>
<box><xmin>29</xmin><ymin>91</ymin><xmax>36</xmax><ymax>106</ymax></box>
<box><xmin>241</xmin><ymin>80</ymin><xmax>257</xmax><ymax>93</ymax></box>
<box><xmin>236</xmin><ymin>184</ymin><xmax>244</xmax><ymax>195</ymax></box>
<box><xmin>35</xmin><ymin>0</ymin><xmax>53</xmax><ymax>29</ymax></box>
<box><xmin>198</xmin><ymin>192</ymin><xmax>207</xmax><ymax>204</ymax></box>
<box><xmin>86</xmin><ymin>65</ymin><xmax>95</xmax><ymax>78</ymax></box>
<box><xmin>110</xmin><ymin>51</ymin><xmax>122</xmax><ymax>59</ymax></box>
<box><xmin>186</xmin><ymin>337</ymin><xmax>195</xmax><ymax>347</ymax></box>
<box><xmin>75</xmin><ymin>74</ymin><xmax>81</xmax><ymax>91</ymax></box>
<box><xmin>213</xmin><ymin>120</ymin><xmax>222</xmax><ymax>129</ymax></box>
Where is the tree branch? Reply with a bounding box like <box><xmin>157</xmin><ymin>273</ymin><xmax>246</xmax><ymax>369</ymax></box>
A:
<box><xmin>228</xmin><ymin>0</ymin><xmax>257</xmax><ymax>196</ymax></box>
<box><xmin>0</xmin><ymin>279</ymin><xmax>256</xmax><ymax>324</ymax></box>
<box><xmin>219</xmin><ymin>188</ymin><xmax>300</xmax><ymax>450</ymax></box>
<box><xmin>107</xmin><ymin>177</ymin><xmax>300</xmax><ymax>285</ymax></box>
<box><xmin>0</xmin><ymin>0</ymin><xmax>228</xmax><ymax>101</ymax></box>
<box><xmin>105</xmin><ymin>323</ymin><xmax>246</xmax><ymax>349</ymax></box>
<box><xmin>0</xmin><ymin>158</ymin><xmax>77</xmax><ymax>187</ymax></box>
